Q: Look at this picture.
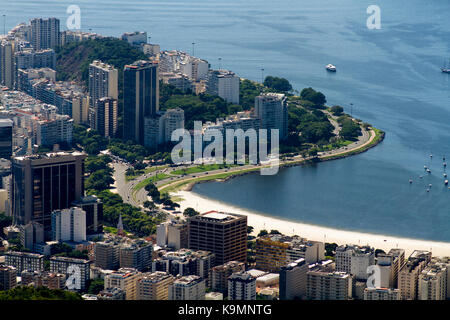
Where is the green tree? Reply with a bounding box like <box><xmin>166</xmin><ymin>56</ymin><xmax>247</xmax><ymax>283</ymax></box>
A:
<box><xmin>258</xmin><ymin>229</ymin><xmax>268</xmax><ymax>237</ymax></box>
<box><xmin>183</xmin><ymin>207</ymin><xmax>199</xmax><ymax>217</ymax></box>
<box><xmin>330</xmin><ymin>105</ymin><xmax>344</xmax><ymax>116</ymax></box>
<box><xmin>263</xmin><ymin>76</ymin><xmax>293</xmax><ymax>93</ymax></box>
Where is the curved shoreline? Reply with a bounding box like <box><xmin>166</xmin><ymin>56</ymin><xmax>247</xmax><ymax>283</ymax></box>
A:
<box><xmin>159</xmin><ymin>127</ymin><xmax>385</xmax><ymax>193</ymax></box>
<box><xmin>174</xmin><ymin>190</ymin><xmax>450</xmax><ymax>257</ymax></box>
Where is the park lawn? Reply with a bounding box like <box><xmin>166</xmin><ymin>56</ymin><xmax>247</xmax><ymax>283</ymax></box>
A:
<box><xmin>125</xmin><ymin>165</ymin><xmax>169</xmax><ymax>181</ymax></box>
<box><xmin>171</xmin><ymin>164</ymin><xmax>235</xmax><ymax>175</ymax></box>
<box><xmin>133</xmin><ymin>173</ymin><xmax>172</xmax><ymax>192</ymax></box>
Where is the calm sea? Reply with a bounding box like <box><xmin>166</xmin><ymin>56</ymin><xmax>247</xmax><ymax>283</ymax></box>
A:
<box><xmin>5</xmin><ymin>0</ymin><xmax>450</xmax><ymax>241</ymax></box>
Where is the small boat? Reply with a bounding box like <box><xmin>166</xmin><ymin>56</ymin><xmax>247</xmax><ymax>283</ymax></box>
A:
<box><xmin>430</xmin><ymin>154</ymin><xmax>433</xmax><ymax>158</ymax></box>
<box><xmin>429</xmin><ymin>183</ymin><xmax>432</xmax><ymax>187</ymax></box>
<box><xmin>427</xmin><ymin>189</ymin><xmax>430</xmax><ymax>192</ymax></box>
<box><xmin>442</xmin><ymin>59</ymin><xmax>450</xmax><ymax>73</ymax></box>
<box><xmin>445</xmin><ymin>180</ymin><xmax>449</xmax><ymax>185</ymax></box>
<box><xmin>427</xmin><ymin>168</ymin><xmax>431</xmax><ymax>173</ymax></box>
<box><xmin>419</xmin><ymin>175</ymin><xmax>423</xmax><ymax>179</ymax></box>
<box><xmin>444</xmin><ymin>173</ymin><xmax>447</xmax><ymax>178</ymax></box>
<box><xmin>424</xmin><ymin>165</ymin><xmax>428</xmax><ymax>169</ymax></box>
<box><xmin>409</xmin><ymin>179</ymin><xmax>413</xmax><ymax>184</ymax></box>
<box><xmin>325</xmin><ymin>64</ymin><xmax>336</xmax><ymax>72</ymax></box>
<box><xmin>444</xmin><ymin>162</ymin><xmax>447</xmax><ymax>167</ymax></box>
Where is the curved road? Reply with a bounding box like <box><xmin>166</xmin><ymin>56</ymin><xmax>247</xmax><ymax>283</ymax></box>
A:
<box><xmin>112</xmin><ymin>114</ymin><xmax>376</xmax><ymax>209</ymax></box>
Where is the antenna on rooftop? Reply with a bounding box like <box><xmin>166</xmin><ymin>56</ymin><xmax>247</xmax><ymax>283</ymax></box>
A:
<box><xmin>2</xmin><ymin>15</ymin><xmax>5</xmax><ymax>36</ymax></box>
<box><xmin>192</xmin><ymin>42</ymin><xmax>196</xmax><ymax>57</ymax></box>
<box><xmin>218</xmin><ymin>57</ymin><xmax>222</xmax><ymax>70</ymax></box>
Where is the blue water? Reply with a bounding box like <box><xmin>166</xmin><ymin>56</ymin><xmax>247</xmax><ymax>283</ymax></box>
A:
<box><xmin>5</xmin><ymin>0</ymin><xmax>450</xmax><ymax>241</ymax></box>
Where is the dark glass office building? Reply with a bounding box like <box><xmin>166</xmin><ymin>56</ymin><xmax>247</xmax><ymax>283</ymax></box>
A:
<box><xmin>0</xmin><ymin>119</ymin><xmax>13</xmax><ymax>159</ymax></box>
<box><xmin>123</xmin><ymin>60</ymin><xmax>159</xmax><ymax>145</ymax></box>
<box><xmin>12</xmin><ymin>152</ymin><xmax>86</xmax><ymax>237</ymax></box>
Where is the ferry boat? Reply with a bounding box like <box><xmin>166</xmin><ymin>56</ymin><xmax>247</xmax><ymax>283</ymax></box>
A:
<box><xmin>325</xmin><ymin>64</ymin><xmax>336</xmax><ymax>72</ymax></box>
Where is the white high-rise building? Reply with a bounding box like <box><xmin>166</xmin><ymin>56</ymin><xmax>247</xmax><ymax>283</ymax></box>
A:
<box><xmin>163</xmin><ymin>108</ymin><xmax>185</xmax><ymax>142</ymax></box>
<box><xmin>206</xmin><ymin>70</ymin><xmax>240</xmax><ymax>104</ymax></box>
<box><xmin>335</xmin><ymin>245</ymin><xmax>375</xmax><ymax>280</ymax></box>
<box><xmin>88</xmin><ymin>60</ymin><xmax>119</xmax><ymax>105</ymax></box>
<box><xmin>121</xmin><ymin>31</ymin><xmax>147</xmax><ymax>46</ymax></box>
<box><xmin>254</xmin><ymin>93</ymin><xmax>288</xmax><ymax>140</ymax></box>
<box><xmin>181</xmin><ymin>58</ymin><xmax>209</xmax><ymax>81</ymax></box>
<box><xmin>51</xmin><ymin>207</ymin><xmax>86</xmax><ymax>242</ymax></box>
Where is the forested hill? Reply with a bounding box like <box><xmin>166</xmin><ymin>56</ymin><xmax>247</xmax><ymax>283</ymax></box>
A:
<box><xmin>55</xmin><ymin>37</ymin><xmax>148</xmax><ymax>86</ymax></box>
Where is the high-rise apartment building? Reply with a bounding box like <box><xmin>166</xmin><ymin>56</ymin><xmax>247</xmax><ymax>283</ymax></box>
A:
<box><xmin>206</xmin><ymin>70</ymin><xmax>240</xmax><ymax>104</ymax></box>
<box><xmin>169</xmin><ymin>275</ymin><xmax>206</xmax><ymax>300</ymax></box>
<box><xmin>254</xmin><ymin>93</ymin><xmax>288</xmax><ymax>140</ymax></box>
<box><xmin>136</xmin><ymin>271</ymin><xmax>174</xmax><ymax>300</ymax></box>
<box><xmin>335</xmin><ymin>245</ymin><xmax>375</xmax><ymax>280</ymax></box>
<box><xmin>0</xmin><ymin>119</ymin><xmax>13</xmax><ymax>159</ymax></box>
<box><xmin>50</xmin><ymin>256</ymin><xmax>91</xmax><ymax>291</ymax></box>
<box><xmin>30</xmin><ymin>18</ymin><xmax>60</xmax><ymax>50</ymax></box>
<box><xmin>0</xmin><ymin>41</ymin><xmax>14</xmax><ymax>88</ymax></box>
<box><xmin>11</xmin><ymin>152</ymin><xmax>86</xmax><ymax>235</ymax></box>
<box><xmin>256</xmin><ymin>234</ymin><xmax>324</xmax><ymax>272</ymax></box>
<box><xmin>104</xmin><ymin>268</ymin><xmax>142</xmax><ymax>300</ymax></box>
<box><xmin>18</xmin><ymin>221</ymin><xmax>44</xmax><ymax>250</ymax></box>
<box><xmin>418</xmin><ymin>261</ymin><xmax>448</xmax><ymax>300</ymax></box>
<box><xmin>92</xmin><ymin>97</ymin><xmax>118</xmax><ymax>138</ymax></box>
<box><xmin>88</xmin><ymin>60</ymin><xmax>118</xmax><ymax>106</ymax></box>
<box><xmin>228</xmin><ymin>272</ymin><xmax>256</xmax><ymax>301</ymax></box>
<box><xmin>35</xmin><ymin>115</ymin><xmax>73</xmax><ymax>146</ymax></box>
<box><xmin>51</xmin><ymin>207</ymin><xmax>86</xmax><ymax>242</ymax></box>
<box><xmin>123</xmin><ymin>60</ymin><xmax>159</xmax><ymax>145</ymax></box>
<box><xmin>188</xmin><ymin>211</ymin><xmax>247</xmax><ymax>265</ymax></box>
<box><xmin>72</xmin><ymin>195</ymin><xmax>103</xmax><ymax>235</ymax></box>
<box><xmin>279</xmin><ymin>258</ymin><xmax>308</xmax><ymax>300</ymax></box>
<box><xmin>94</xmin><ymin>241</ymin><xmax>120</xmax><ymax>270</ymax></box>
<box><xmin>0</xmin><ymin>265</ymin><xmax>17</xmax><ymax>290</ymax></box>
<box><xmin>306</xmin><ymin>266</ymin><xmax>352</xmax><ymax>300</ymax></box>
<box><xmin>398</xmin><ymin>250</ymin><xmax>432</xmax><ymax>300</ymax></box>
<box><xmin>4</xmin><ymin>251</ymin><xmax>44</xmax><ymax>275</ymax></box>
<box><xmin>376</xmin><ymin>248</ymin><xmax>405</xmax><ymax>289</ymax></box>
<box><xmin>210</xmin><ymin>261</ymin><xmax>245</xmax><ymax>295</ymax></box>
<box><xmin>119</xmin><ymin>242</ymin><xmax>153</xmax><ymax>272</ymax></box>
<box><xmin>156</xmin><ymin>221</ymin><xmax>189</xmax><ymax>250</ymax></box>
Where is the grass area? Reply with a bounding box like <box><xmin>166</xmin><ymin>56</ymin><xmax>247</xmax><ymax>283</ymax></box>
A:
<box><xmin>321</xmin><ymin>128</ymin><xmax>384</xmax><ymax>160</ymax></box>
<box><xmin>125</xmin><ymin>165</ymin><xmax>169</xmax><ymax>181</ymax></box>
<box><xmin>104</xmin><ymin>226</ymin><xmax>130</xmax><ymax>235</ymax></box>
<box><xmin>319</xmin><ymin>139</ymin><xmax>353</xmax><ymax>151</ymax></box>
<box><xmin>133</xmin><ymin>173</ymin><xmax>172</xmax><ymax>192</ymax></box>
<box><xmin>159</xmin><ymin>167</ymin><xmax>260</xmax><ymax>194</ymax></box>
<box><xmin>171</xmin><ymin>164</ymin><xmax>235</xmax><ymax>175</ymax></box>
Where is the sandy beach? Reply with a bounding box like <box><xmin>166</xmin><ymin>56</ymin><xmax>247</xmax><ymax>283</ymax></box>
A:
<box><xmin>173</xmin><ymin>190</ymin><xmax>450</xmax><ymax>257</ymax></box>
